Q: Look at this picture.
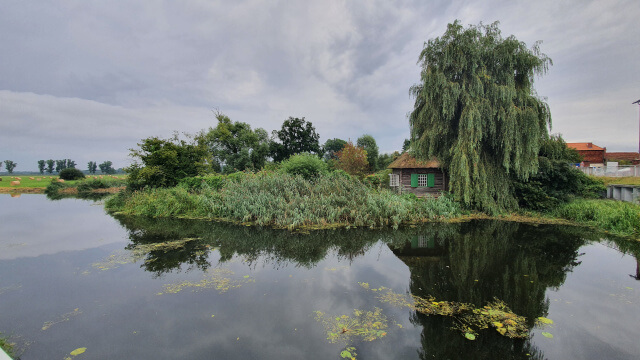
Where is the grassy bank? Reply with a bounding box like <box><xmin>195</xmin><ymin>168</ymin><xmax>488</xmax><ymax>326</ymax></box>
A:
<box><xmin>553</xmin><ymin>198</ymin><xmax>640</xmax><ymax>238</ymax></box>
<box><xmin>106</xmin><ymin>171</ymin><xmax>462</xmax><ymax>230</ymax></box>
<box><xmin>45</xmin><ymin>177</ymin><xmax>127</xmax><ymax>199</ymax></box>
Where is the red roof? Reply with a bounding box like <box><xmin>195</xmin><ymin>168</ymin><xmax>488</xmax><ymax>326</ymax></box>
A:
<box><xmin>566</xmin><ymin>142</ymin><xmax>605</xmax><ymax>151</ymax></box>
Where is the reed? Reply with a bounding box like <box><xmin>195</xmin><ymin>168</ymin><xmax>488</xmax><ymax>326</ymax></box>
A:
<box><xmin>107</xmin><ymin>171</ymin><xmax>462</xmax><ymax>229</ymax></box>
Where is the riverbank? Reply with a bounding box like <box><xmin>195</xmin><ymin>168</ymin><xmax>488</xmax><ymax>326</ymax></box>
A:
<box><xmin>103</xmin><ymin>171</ymin><xmax>640</xmax><ymax>238</ymax></box>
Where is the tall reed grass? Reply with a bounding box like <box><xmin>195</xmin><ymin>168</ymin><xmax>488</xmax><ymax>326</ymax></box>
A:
<box><xmin>106</xmin><ymin>171</ymin><xmax>461</xmax><ymax>229</ymax></box>
<box><xmin>553</xmin><ymin>198</ymin><xmax>640</xmax><ymax>238</ymax></box>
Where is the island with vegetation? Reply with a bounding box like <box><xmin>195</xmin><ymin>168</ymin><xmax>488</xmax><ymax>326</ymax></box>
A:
<box><xmin>100</xmin><ymin>22</ymin><xmax>640</xmax><ymax>240</ymax></box>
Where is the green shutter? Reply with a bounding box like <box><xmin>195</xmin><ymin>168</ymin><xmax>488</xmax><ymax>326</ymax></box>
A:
<box><xmin>411</xmin><ymin>173</ymin><xmax>418</xmax><ymax>187</ymax></box>
<box><xmin>427</xmin><ymin>173</ymin><xmax>435</xmax><ymax>187</ymax></box>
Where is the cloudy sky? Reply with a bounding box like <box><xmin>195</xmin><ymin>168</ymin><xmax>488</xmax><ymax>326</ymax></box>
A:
<box><xmin>1</xmin><ymin>0</ymin><xmax>639</xmax><ymax>171</ymax></box>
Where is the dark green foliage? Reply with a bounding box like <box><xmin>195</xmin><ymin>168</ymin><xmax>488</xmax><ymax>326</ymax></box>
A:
<box><xmin>67</xmin><ymin>159</ymin><xmax>77</xmax><ymax>168</ymax></box>
<box><xmin>514</xmin><ymin>135</ymin><xmax>605</xmax><ymax>211</ymax></box>
<box><xmin>87</xmin><ymin>161</ymin><xmax>98</xmax><ymax>174</ymax></box>
<box><xmin>0</xmin><ymin>334</ymin><xmax>15</xmax><ymax>358</ymax></box>
<box><xmin>357</xmin><ymin>134</ymin><xmax>379</xmax><ymax>171</ymax></box>
<box><xmin>409</xmin><ymin>20</ymin><xmax>552</xmax><ymax>213</ymax></box>
<box><xmin>38</xmin><ymin>160</ymin><xmax>46</xmax><ymax>174</ymax></box>
<box><xmin>323</xmin><ymin>138</ymin><xmax>347</xmax><ymax>161</ymax></box>
<box><xmin>126</xmin><ymin>135</ymin><xmax>208</xmax><ymax>190</ymax></box>
<box><xmin>200</xmin><ymin>112</ymin><xmax>270</xmax><ymax>174</ymax></box>
<box><xmin>77</xmin><ymin>178</ymin><xmax>126</xmax><ymax>193</ymax></box>
<box><xmin>59</xmin><ymin>167</ymin><xmax>85</xmax><ymax>180</ymax></box>
<box><xmin>99</xmin><ymin>161</ymin><xmax>116</xmax><ymax>174</ymax></box>
<box><xmin>402</xmin><ymin>139</ymin><xmax>411</xmax><ymax>153</ymax></box>
<box><xmin>270</xmin><ymin>117</ymin><xmax>321</xmax><ymax>162</ymax></box>
<box><xmin>3</xmin><ymin>160</ymin><xmax>17</xmax><ymax>173</ymax></box>
<box><xmin>178</xmin><ymin>175</ymin><xmax>227</xmax><ymax>192</ymax></box>
<box><xmin>45</xmin><ymin>159</ymin><xmax>55</xmax><ymax>174</ymax></box>
<box><xmin>279</xmin><ymin>153</ymin><xmax>328</xmax><ymax>180</ymax></box>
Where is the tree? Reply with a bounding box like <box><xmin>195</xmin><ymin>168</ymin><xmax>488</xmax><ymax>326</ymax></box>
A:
<box><xmin>37</xmin><ymin>160</ymin><xmax>46</xmax><ymax>174</ymax></box>
<box><xmin>270</xmin><ymin>117</ymin><xmax>321</xmax><ymax>162</ymax></box>
<box><xmin>322</xmin><ymin>138</ymin><xmax>347</xmax><ymax>161</ymax></box>
<box><xmin>46</xmin><ymin>159</ymin><xmax>55</xmax><ymax>174</ymax></box>
<box><xmin>0</xmin><ymin>161</ymin><xmax>3</xmax><ymax>172</ymax></box>
<box><xmin>280</xmin><ymin>153</ymin><xmax>328</xmax><ymax>180</ymax></box>
<box><xmin>335</xmin><ymin>142</ymin><xmax>368</xmax><ymax>177</ymax></box>
<box><xmin>356</xmin><ymin>134</ymin><xmax>379</xmax><ymax>172</ymax></box>
<box><xmin>377</xmin><ymin>152</ymin><xmax>400</xmax><ymax>170</ymax></box>
<box><xmin>88</xmin><ymin>161</ymin><xmax>98</xmax><ymax>174</ymax></box>
<box><xmin>67</xmin><ymin>159</ymin><xmax>77</xmax><ymax>169</ymax></box>
<box><xmin>200</xmin><ymin>112</ymin><xmax>270</xmax><ymax>174</ymax></box>
<box><xmin>55</xmin><ymin>159</ymin><xmax>67</xmax><ymax>173</ymax></box>
<box><xmin>402</xmin><ymin>139</ymin><xmax>411</xmax><ymax>153</ymax></box>
<box><xmin>4</xmin><ymin>160</ymin><xmax>17</xmax><ymax>174</ymax></box>
<box><xmin>59</xmin><ymin>168</ymin><xmax>85</xmax><ymax>180</ymax></box>
<box><xmin>126</xmin><ymin>135</ymin><xmax>208</xmax><ymax>190</ymax></box>
<box><xmin>99</xmin><ymin>161</ymin><xmax>116</xmax><ymax>174</ymax></box>
<box><xmin>409</xmin><ymin>21</ymin><xmax>552</xmax><ymax>213</ymax></box>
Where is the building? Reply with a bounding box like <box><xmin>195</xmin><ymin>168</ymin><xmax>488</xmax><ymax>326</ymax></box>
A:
<box><xmin>605</xmin><ymin>152</ymin><xmax>640</xmax><ymax>165</ymax></box>
<box><xmin>387</xmin><ymin>153</ymin><xmax>447</xmax><ymax>197</ymax></box>
<box><xmin>566</xmin><ymin>142</ymin><xmax>606</xmax><ymax>166</ymax></box>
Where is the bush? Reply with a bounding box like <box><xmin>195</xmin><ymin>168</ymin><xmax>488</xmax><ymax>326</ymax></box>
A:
<box><xmin>554</xmin><ymin>199</ymin><xmax>640</xmax><ymax>238</ymax></box>
<box><xmin>363</xmin><ymin>169</ymin><xmax>392</xmax><ymax>190</ymax></box>
<box><xmin>279</xmin><ymin>153</ymin><xmax>328</xmax><ymax>180</ymax></box>
<box><xmin>59</xmin><ymin>168</ymin><xmax>85</xmax><ymax>180</ymax></box>
<box><xmin>178</xmin><ymin>175</ymin><xmax>226</xmax><ymax>192</ymax></box>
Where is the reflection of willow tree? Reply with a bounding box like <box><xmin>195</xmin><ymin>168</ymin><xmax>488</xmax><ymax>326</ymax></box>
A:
<box><xmin>112</xmin><ymin>215</ymin><xmax>396</xmax><ymax>274</ymax></box>
<box><xmin>388</xmin><ymin>220</ymin><xmax>593</xmax><ymax>360</ymax></box>
<box><xmin>600</xmin><ymin>235</ymin><xmax>640</xmax><ymax>280</ymax></box>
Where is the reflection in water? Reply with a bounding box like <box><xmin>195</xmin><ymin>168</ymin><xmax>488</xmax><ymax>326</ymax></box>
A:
<box><xmin>110</xmin><ymin>215</ymin><xmax>603</xmax><ymax>359</ymax></box>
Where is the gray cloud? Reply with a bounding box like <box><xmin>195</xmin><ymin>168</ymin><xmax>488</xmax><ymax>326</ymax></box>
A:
<box><xmin>1</xmin><ymin>0</ymin><xmax>638</xmax><ymax>170</ymax></box>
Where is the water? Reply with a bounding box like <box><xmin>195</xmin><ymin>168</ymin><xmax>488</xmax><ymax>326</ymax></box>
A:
<box><xmin>1</xmin><ymin>195</ymin><xmax>639</xmax><ymax>359</ymax></box>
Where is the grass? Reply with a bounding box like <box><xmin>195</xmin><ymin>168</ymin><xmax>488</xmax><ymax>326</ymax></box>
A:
<box><xmin>598</xmin><ymin>176</ymin><xmax>640</xmax><ymax>186</ymax></box>
<box><xmin>553</xmin><ymin>198</ymin><xmax>640</xmax><ymax>238</ymax></box>
<box><xmin>0</xmin><ymin>333</ymin><xmax>15</xmax><ymax>358</ymax></box>
<box><xmin>0</xmin><ymin>175</ymin><xmax>126</xmax><ymax>193</ymax></box>
<box><xmin>106</xmin><ymin>171</ymin><xmax>463</xmax><ymax>230</ymax></box>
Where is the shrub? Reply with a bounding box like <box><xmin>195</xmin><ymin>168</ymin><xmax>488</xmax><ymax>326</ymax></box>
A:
<box><xmin>554</xmin><ymin>199</ymin><xmax>640</xmax><ymax>238</ymax></box>
<box><xmin>178</xmin><ymin>175</ymin><xmax>226</xmax><ymax>192</ymax></box>
<box><xmin>363</xmin><ymin>169</ymin><xmax>392</xmax><ymax>190</ymax></box>
<box><xmin>280</xmin><ymin>153</ymin><xmax>328</xmax><ymax>180</ymax></box>
<box><xmin>59</xmin><ymin>168</ymin><xmax>85</xmax><ymax>180</ymax></box>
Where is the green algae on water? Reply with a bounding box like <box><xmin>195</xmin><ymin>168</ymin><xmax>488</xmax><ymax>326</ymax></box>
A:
<box><xmin>158</xmin><ymin>268</ymin><xmax>255</xmax><ymax>295</ymax></box>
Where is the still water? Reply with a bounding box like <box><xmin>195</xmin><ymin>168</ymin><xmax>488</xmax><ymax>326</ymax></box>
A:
<box><xmin>1</xmin><ymin>195</ymin><xmax>639</xmax><ymax>359</ymax></box>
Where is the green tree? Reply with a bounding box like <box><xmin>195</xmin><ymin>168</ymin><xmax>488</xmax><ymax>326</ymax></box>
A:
<box><xmin>356</xmin><ymin>134</ymin><xmax>379</xmax><ymax>172</ymax></box>
<box><xmin>3</xmin><ymin>160</ymin><xmax>17</xmax><ymax>174</ymax></box>
<box><xmin>37</xmin><ymin>160</ymin><xmax>46</xmax><ymax>174</ymax></box>
<box><xmin>402</xmin><ymin>139</ymin><xmax>411</xmax><ymax>153</ymax></box>
<box><xmin>280</xmin><ymin>153</ymin><xmax>328</xmax><ymax>180</ymax></box>
<box><xmin>88</xmin><ymin>161</ymin><xmax>98</xmax><ymax>174</ymax></box>
<box><xmin>322</xmin><ymin>138</ymin><xmax>347</xmax><ymax>161</ymax></box>
<box><xmin>59</xmin><ymin>168</ymin><xmax>85</xmax><ymax>180</ymax></box>
<box><xmin>377</xmin><ymin>152</ymin><xmax>400</xmax><ymax>170</ymax></box>
<box><xmin>200</xmin><ymin>112</ymin><xmax>270</xmax><ymax>174</ymax></box>
<box><xmin>409</xmin><ymin>20</ymin><xmax>552</xmax><ymax>213</ymax></box>
<box><xmin>270</xmin><ymin>117</ymin><xmax>321</xmax><ymax>162</ymax></box>
<box><xmin>335</xmin><ymin>142</ymin><xmax>368</xmax><ymax>177</ymax></box>
<box><xmin>55</xmin><ymin>159</ymin><xmax>67</xmax><ymax>173</ymax></box>
<box><xmin>45</xmin><ymin>159</ymin><xmax>55</xmax><ymax>174</ymax></box>
<box><xmin>67</xmin><ymin>159</ymin><xmax>76</xmax><ymax>168</ymax></box>
<box><xmin>99</xmin><ymin>161</ymin><xmax>116</xmax><ymax>174</ymax></box>
<box><xmin>126</xmin><ymin>135</ymin><xmax>208</xmax><ymax>190</ymax></box>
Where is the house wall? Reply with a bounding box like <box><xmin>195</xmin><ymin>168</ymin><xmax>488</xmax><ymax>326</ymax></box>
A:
<box><xmin>577</xmin><ymin>150</ymin><xmax>605</xmax><ymax>164</ymax></box>
<box><xmin>392</xmin><ymin>168</ymin><xmax>447</xmax><ymax>197</ymax></box>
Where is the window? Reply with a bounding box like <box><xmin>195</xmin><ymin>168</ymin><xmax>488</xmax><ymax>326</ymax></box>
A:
<box><xmin>411</xmin><ymin>173</ymin><xmax>435</xmax><ymax>187</ymax></box>
<box><xmin>389</xmin><ymin>174</ymin><xmax>399</xmax><ymax>187</ymax></box>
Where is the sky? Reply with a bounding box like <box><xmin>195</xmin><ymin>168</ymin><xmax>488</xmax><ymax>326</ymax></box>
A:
<box><xmin>1</xmin><ymin>0</ymin><xmax>639</xmax><ymax>171</ymax></box>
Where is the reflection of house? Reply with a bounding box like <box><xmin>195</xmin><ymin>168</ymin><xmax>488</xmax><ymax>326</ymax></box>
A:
<box><xmin>566</xmin><ymin>142</ymin><xmax>606</xmax><ymax>166</ymax></box>
<box><xmin>387</xmin><ymin>153</ymin><xmax>448</xmax><ymax>197</ymax></box>
<box><xmin>389</xmin><ymin>235</ymin><xmax>447</xmax><ymax>265</ymax></box>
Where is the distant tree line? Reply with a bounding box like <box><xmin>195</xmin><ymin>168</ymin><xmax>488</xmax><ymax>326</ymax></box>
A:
<box><xmin>30</xmin><ymin>159</ymin><xmax>116</xmax><ymax>175</ymax></box>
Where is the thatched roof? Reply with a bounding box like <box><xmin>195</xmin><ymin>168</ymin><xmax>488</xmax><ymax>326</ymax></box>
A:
<box><xmin>387</xmin><ymin>152</ymin><xmax>440</xmax><ymax>169</ymax></box>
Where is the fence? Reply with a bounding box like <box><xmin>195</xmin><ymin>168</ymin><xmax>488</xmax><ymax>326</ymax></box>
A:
<box><xmin>578</xmin><ymin>165</ymin><xmax>640</xmax><ymax>177</ymax></box>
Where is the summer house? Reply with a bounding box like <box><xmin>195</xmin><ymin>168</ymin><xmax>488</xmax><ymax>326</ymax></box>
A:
<box><xmin>387</xmin><ymin>153</ymin><xmax>448</xmax><ymax>197</ymax></box>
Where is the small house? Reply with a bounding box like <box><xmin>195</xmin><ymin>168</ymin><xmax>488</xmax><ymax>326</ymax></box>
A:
<box><xmin>566</xmin><ymin>142</ymin><xmax>606</xmax><ymax>166</ymax></box>
<box><xmin>387</xmin><ymin>153</ymin><xmax>448</xmax><ymax>197</ymax></box>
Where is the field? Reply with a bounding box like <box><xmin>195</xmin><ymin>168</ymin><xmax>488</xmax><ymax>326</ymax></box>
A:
<box><xmin>0</xmin><ymin>175</ymin><xmax>126</xmax><ymax>193</ymax></box>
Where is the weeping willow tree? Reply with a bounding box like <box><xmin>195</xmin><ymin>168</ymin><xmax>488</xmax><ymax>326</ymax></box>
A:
<box><xmin>409</xmin><ymin>21</ymin><xmax>552</xmax><ymax>213</ymax></box>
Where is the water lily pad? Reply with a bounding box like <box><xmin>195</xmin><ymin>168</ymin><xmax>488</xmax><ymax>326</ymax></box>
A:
<box><xmin>541</xmin><ymin>332</ymin><xmax>554</xmax><ymax>338</ymax></box>
<box><xmin>537</xmin><ymin>317</ymin><xmax>554</xmax><ymax>325</ymax></box>
<box><xmin>465</xmin><ymin>332</ymin><xmax>476</xmax><ymax>340</ymax></box>
<box><xmin>70</xmin><ymin>347</ymin><xmax>87</xmax><ymax>356</ymax></box>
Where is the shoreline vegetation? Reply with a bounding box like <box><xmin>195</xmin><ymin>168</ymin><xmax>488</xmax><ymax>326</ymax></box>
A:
<box><xmin>101</xmin><ymin>171</ymin><xmax>640</xmax><ymax>239</ymax></box>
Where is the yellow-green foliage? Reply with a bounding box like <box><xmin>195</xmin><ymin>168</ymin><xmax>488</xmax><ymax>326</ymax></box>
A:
<box><xmin>107</xmin><ymin>171</ymin><xmax>461</xmax><ymax>230</ymax></box>
<box><xmin>599</xmin><ymin>176</ymin><xmax>640</xmax><ymax>186</ymax></box>
<box><xmin>553</xmin><ymin>199</ymin><xmax>640</xmax><ymax>238</ymax></box>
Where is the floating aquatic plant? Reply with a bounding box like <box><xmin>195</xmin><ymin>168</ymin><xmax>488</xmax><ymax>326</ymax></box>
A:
<box><xmin>158</xmin><ymin>268</ymin><xmax>254</xmax><ymax>295</ymax></box>
<box><xmin>41</xmin><ymin>308</ymin><xmax>82</xmax><ymax>331</ymax></box>
<box><xmin>91</xmin><ymin>238</ymin><xmax>199</xmax><ymax>271</ymax></box>
<box><xmin>314</xmin><ymin>307</ymin><xmax>388</xmax><ymax>345</ymax></box>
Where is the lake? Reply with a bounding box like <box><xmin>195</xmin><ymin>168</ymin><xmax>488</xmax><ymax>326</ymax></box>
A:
<box><xmin>1</xmin><ymin>195</ymin><xmax>639</xmax><ymax>359</ymax></box>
